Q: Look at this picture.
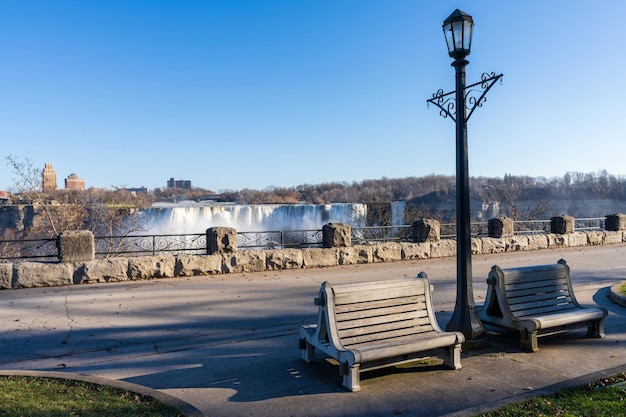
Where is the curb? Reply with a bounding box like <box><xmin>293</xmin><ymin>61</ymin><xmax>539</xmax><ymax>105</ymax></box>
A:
<box><xmin>609</xmin><ymin>282</ymin><xmax>626</xmax><ymax>308</ymax></box>
<box><xmin>0</xmin><ymin>370</ymin><xmax>204</xmax><ymax>417</ymax></box>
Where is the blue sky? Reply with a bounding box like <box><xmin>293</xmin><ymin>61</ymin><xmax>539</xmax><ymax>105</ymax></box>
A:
<box><xmin>1</xmin><ymin>1</ymin><xmax>625</xmax><ymax>192</ymax></box>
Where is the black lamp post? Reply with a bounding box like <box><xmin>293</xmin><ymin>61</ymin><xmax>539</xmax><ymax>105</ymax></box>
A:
<box><xmin>427</xmin><ymin>9</ymin><xmax>502</xmax><ymax>347</ymax></box>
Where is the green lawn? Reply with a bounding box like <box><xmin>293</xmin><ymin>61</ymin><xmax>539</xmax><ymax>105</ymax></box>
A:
<box><xmin>0</xmin><ymin>376</ymin><xmax>184</xmax><ymax>417</ymax></box>
<box><xmin>475</xmin><ymin>373</ymin><xmax>626</xmax><ymax>417</ymax></box>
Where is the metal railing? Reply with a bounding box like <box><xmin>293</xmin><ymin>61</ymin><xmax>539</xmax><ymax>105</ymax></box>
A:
<box><xmin>440</xmin><ymin>222</ymin><xmax>489</xmax><ymax>239</ymax></box>
<box><xmin>0</xmin><ymin>237</ymin><xmax>58</xmax><ymax>261</ymax></box>
<box><xmin>513</xmin><ymin>219</ymin><xmax>552</xmax><ymax>235</ymax></box>
<box><xmin>236</xmin><ymin>229</ymin><xmax>323</xmax><ymax>249</ymax></box>
<box><xmin>0</xmin><ymin>217</ymin><xmax>609</xmax><ymax>262</ymax></box>
<box><xmin>351</xmin><ymin>225</ymin><xmax>412</xmax><ymax>244</ymax></box>
<box><xmin>94</xmin><ymin>233</ymin><xmax>207</xmax><ymax>257</ymax></box>
<box><xmin>574</xmin><ymin>217</ymin><xmax>605</xmax><ymax>231</ymax></box>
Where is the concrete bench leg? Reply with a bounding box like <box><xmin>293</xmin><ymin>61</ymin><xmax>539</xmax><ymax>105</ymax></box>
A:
<box><xmin>587</xmin><ymin>320</ymin><xmax>605</xmax><ymax>338</ymax></box>
<box><xmin>443</xmin><ymin>343</ymin><xmax>462</xmax><ymax>370</ymax></box>
<box><xmin>300</xmin><ymin>340</ymin><xmax>316</xmax><ymax>363</ymax></box>
<box><xmin>521</xmin><ymin>330</ymin><xmax>539</xmax><ymax>352</ymax></box>
<box><xmin>341</xmin><ymin>362</ymin><xmax>361</xmax><ymax>392</ymax></box>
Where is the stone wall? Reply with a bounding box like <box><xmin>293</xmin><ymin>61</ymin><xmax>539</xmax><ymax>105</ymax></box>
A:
<box><xmin>2</xmin><ymin>228</ymin><xmax>625</xmax><ymax>290</ymax></box>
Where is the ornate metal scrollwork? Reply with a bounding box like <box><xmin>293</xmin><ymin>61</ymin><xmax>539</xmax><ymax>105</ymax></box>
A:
<box><xmin>237</xmin><ymin>230</ymin><xmax>323</xmax><ymax>249</ymax></box>
<box><xmin>427</xmin><ymin>72</ymin><xmax>503</xmax><ymax>123</ymax></box>
<box><xmin>428</xmin><ymin>89</ymin><xmax>457</xmax><ymax>122</ymax></box>
<box><xmin>95</xmin><ymin>233</ymin><xmax>206</xmax><ymax>257</ymax></box>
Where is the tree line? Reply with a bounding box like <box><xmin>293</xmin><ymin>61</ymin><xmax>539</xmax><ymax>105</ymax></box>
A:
<box><xmin>217</xmin><ymin>170</ymin><xmax>626</xmax><ymax>205</ymax></box>
<box><xmin>5</xmin><ymin>154</ymin><xmax>626</xmax><ymax>239</ymax></box>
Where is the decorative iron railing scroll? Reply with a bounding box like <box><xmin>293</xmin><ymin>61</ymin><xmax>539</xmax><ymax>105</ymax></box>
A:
<box><xmin>95</xmin><ymin>233</ymin><xmax>206</xmax><ymax>257</ymax></box>
<box><xmin>237</xmin><ymin>229</ymin><xmax>323</xmax><ymax>249</ymax></box>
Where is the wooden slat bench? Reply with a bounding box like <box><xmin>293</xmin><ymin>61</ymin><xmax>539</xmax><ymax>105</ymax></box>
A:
<box><xmin>299</xmin><ymin>275</ymin><xmax>464</xmax><ymax>391</ymax></box>
<box><xmin>478</xmin><ymin>259</ymin><xmax>608</xmax><ymax>352</ymax></box>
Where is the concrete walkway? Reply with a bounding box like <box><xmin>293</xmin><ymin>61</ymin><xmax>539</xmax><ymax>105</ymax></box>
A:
<box><xmin>1</xmin><ymin>244</ymin><xmax>626</xmax><ymax>417</ymax></box>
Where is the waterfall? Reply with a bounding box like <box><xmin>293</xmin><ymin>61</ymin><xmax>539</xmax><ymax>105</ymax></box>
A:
<box><xmin>391</xmin><ymin>201</ymin><xmax>405</xmax><ymax>226</ymax></box>
<box><xmin>141</xmin><ymin>202</ymin><xmax>368</xmax><ymax>235</ymax></box>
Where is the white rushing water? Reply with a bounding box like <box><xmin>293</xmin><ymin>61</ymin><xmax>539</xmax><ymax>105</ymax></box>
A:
<box><xmin>141</xmin><ymin>201</ymin><xmax>369</xmax><ymax>235</ymax></box>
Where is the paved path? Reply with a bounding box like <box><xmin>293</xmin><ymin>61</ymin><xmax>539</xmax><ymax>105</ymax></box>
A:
<box><xmin>1</xmin><ymin>244</ymin><xmax>626</xmax><ymax>416</ymax></box>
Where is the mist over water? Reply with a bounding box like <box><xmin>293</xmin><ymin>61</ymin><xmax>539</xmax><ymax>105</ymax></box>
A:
<box><xmin>141</xmin><ymin>201</ymin><xmax>369</xmax><ymax>235</ymax></box>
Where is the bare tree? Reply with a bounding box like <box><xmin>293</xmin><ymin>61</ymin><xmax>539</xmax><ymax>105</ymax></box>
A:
<box><xmin>5</xmin><ymin>156</ymin><xmax>153</xmax><ymax>254</ymax></box>
<box><xmin>6</xmin><ymin>155</ymin><xmax>66</xmax><ymax>235</ymax></box>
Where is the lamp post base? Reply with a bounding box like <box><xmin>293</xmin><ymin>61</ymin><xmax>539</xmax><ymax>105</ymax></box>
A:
<box><xmin>446</xmin><ymin>303</ymin><xmax>489</xmax><ymax>349</ymax></box>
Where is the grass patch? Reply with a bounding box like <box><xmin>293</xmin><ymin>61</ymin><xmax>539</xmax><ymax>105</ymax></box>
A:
<box><xmin>620</xmin><ymin>282</ymin><xmax>626</xmax><ymax>296</ymax></box>
<box><xmin>0</xmin><ymin>375</ymin><xmax>184</xmax><ymax>417</ymax></box>
<box><xmin>475</xmin><ymin>373</ymin><xmax>626</xmax><ymax>417</ymax></box>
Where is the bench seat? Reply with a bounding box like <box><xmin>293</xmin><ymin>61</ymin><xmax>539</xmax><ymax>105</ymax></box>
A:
<box><xmin>299</xmin><ymin>276</ymin><xmax>464</xmax><ymax>391</ymax></box>
<box><xmin>478</xmin><ymin>259</ymin><xmax>608</xmax><ymax>352</ymax></box>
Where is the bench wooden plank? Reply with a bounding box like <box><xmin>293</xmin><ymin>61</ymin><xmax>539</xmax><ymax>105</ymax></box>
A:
<box><xmin>502</xmin><ymin>266</ymin><xmax>567</xmax><ymax>283</ymax></box>
<box><xmin>299</xmin><ymin>276</ymin><xmax>464</xmax><ymax>391</ymax></box>
<box><xmin>508</xmin><ymin>295</ymin><xmax>573</xmax><ymax>309</ymax></box>
<box><xmin>512</xmin><ymin>303</ymin><xmax>578</xmax><ymax>318</ymax></box>
<box><xmin>478</xmin><ymin>259</ymin><xmax>608</xmax><ymax>352</ymax></box>
<box><xmin>504</xmin><ymin>278</ymin><xmax>569</xmax><ymax>291</ymax></box>
<box><xmin>340</xmin><ymin>327</ymin><xmax>438</xmax><ymax>346</ymax></box>
<box><xmin>335</xmin><ymin>295</ymin><xmax>426</xmax><ymax>315</ymax></box>
<box><xmin>507</xmin><ymin>292</ymin><xmax>571</xmax><ymax>306</ymax></box>
<box><xmin>338</xmin><ymin>311</ymin><xmax>428</xmax><ymax>326</ymax></box>
<box><xmin>334</xmin><ymin>285</ymin><xmax>425</xmax><ymax>305</ymax></box>
<box><xmin>330</xmin><ymin>278</ymin><xmax>426</xmax><ymax>293</ymax></box>
<box><xmin>505</xmin><ymin>284</ymin><xmax>570</xmax><ymax>299</ymax></box>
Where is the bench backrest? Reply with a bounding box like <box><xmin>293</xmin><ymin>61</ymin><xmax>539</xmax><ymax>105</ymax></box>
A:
<box><xmin>317</xmin><ymin>277</ymin><xmax>440</xmax><ymax>348</ymax></box>
<box><xmin>488</xmin><ymin>259</ymin><xmax>581</xmax><ymax>318</ymax></box>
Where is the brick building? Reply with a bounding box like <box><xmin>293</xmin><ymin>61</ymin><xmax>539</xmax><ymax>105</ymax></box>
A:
<box><xmin>65</xmin><ymin>173</ymin><xmax>85</xmax><ymax>190</ymax></box>
<box><xmin>42</xmin><ymin>163</ymin><xmax>58</xmax><ymax>190</ymax></box>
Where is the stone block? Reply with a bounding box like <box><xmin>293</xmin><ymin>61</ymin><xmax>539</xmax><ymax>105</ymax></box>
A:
<box><xmin>586</xmin><ymin>231</ymin><xmax>605</xmax><ymax>245</ymax></box>
<box><xmin>430</xmin><ymin>239</ymin><xmax>456</xmax><ymax>258</ymax></box>
<box><xmin>605</xmin><ymin>213</ymin><xmax>626</xmax><ymax>231</ymax></box>
<box><xmin>14</xmin><ymin>262</ymin><xmax>72</xmax><ymax>288</ymax></box>
<box><xmin>526</xmin><ymin>234</ymin><xmax>549</xmax><ymax>250</ymax></box>
<box><xmin>207</xmin><ymin>227</ymin><xmax>237</xmax><ymax>254</ymax></box>
<box><xmin>471</xmin><ymin>237</ymin><xmax>482</xmax><ymax>254</ymax></box>
<box><xmin>488</xmin><ymin>217</ymin><xmax>514</xmax><ymax>238</ymax></box>
<box><xmin>340</xmin><ymin>246</ymin><xmax>372</xmax><ymax>264</ymax></box>
<box><xmin>546</xmin><ymin>234</ymin><xmax>567</xmax><ymax>248</ymax></box>
<box><xmin>174</xmin><ymin>254</ymin><xmax>222</xmax><ymax>276</ymax></box>
<box><xmin>604</xmin><ymin>231</ymin><xmax>623</xmax><ymax>244</ymax></box>
<box><xmin>74</xmin><ymin>258</ymin><xmax>130</xmax><ymax>284</ymax></box>
<box><xmin>401</xmin><ymin>242</ymin><xmax>431</xmax><ymax>260</ymax></box>
<box><xmin>302</xmin><ymin>248</ymin><xmax>340</xmax><ymax>268</ymax></box>
<box><xmin>57</xmin><ymin>230</ymin><xmax>95</xmax><ymax>262</ymax></box>
<box><xmin>266</xmin><ymin>249</ymin><xmax>303</xmax><ymax>270</ymax></box>
<box><xmin>222</xmin><ymin>250</ymin><xmax>267</xmax><ymax>273</ymax></box>
<box><xmin>127</xmin><ymin>255</ymin><xmax>176</xmax><ymax>279</ymax></box>
<box><xmin>551</xmin><ymin>215</ymin><xmax>574</xmax><ymax>234</ymax></box>
<box><xmin>372</xmin><ymin>242</ymin><xmax>402</xmax><ymax>262</ymax></box>
<box><xmin>410</xmin><ymin>219</ymin><xmax>440</xmax><ymax>242</ymax></box>
<box><xmin>0</xmin><ymin>263</ymin><xmax>12</xmax><ymax>289</ymax></box>
<box><xmin>505</xmin><ymin>236</ymin><xmax>529</xmax><ymax>252</ymax></box>
<box><xmin>480</xmin><ymin>237</ymin><xmax>506</xmax><ymax>254</ymax></box>
<box><xmin>322</xmin><ymin>223</ymin><xmax>351</xmax><ymax>248</ymax></box>
<box><xmin>567</xmin><ymin>232</ymin><xmax>587</xmax><ymax>247</ymax></box>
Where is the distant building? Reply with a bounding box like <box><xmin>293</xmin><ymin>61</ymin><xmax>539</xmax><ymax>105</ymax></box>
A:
<box><xmin>65</xmin><ymin>173</ymin><xmax>85</xmax><ymax>190</ymax></box>
<box><xmin>167</xmin><ymin>177</ymin><xmax>192</xmax><ymax>189</ymax></box>
<box><xmin>42</xmin><ymin>163</ymin><xmax>57</xmax><ymax>190</ymax></box>
<box><xmin>0</xmin><ymin>190</ymin><xmax>10</xmax><ymax>203</ymax></box>
<box><xmin>125</xmin><ymin>187</ymin><xmax>150</xmax><ymax>194</ymax></box>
